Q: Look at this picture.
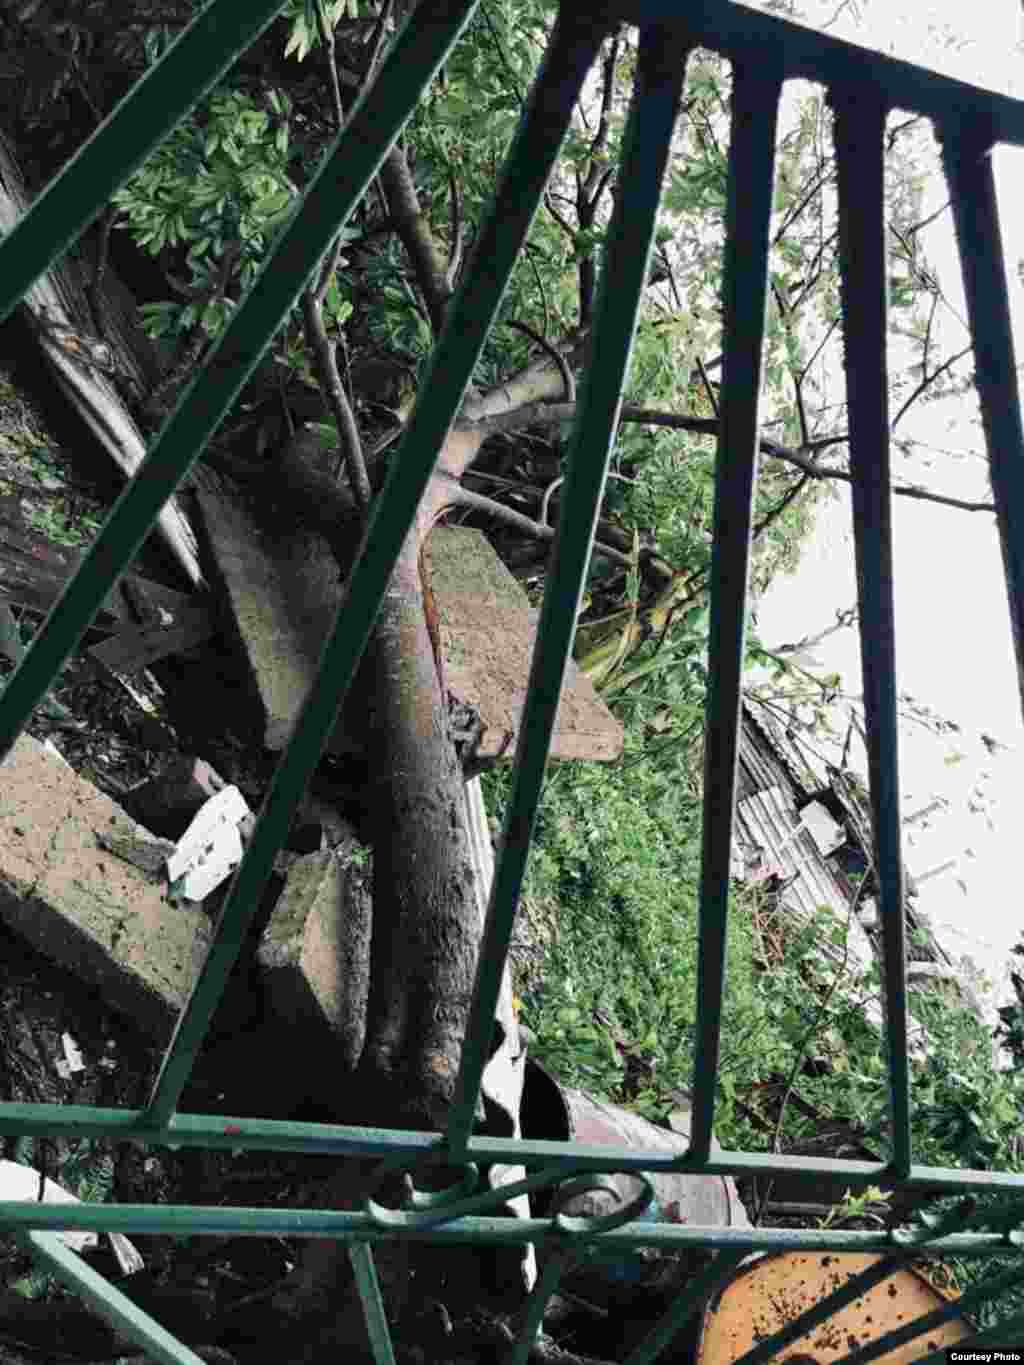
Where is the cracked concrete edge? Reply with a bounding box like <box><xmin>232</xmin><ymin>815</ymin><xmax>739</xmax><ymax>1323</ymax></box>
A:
<box><xmin>0</xmin><ymin>734</ymin><xmax>211</xmax><ymax>1043</ymax></box>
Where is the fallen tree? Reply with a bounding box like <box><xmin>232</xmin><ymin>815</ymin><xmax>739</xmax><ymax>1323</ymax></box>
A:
<box><xmin>0</xmin><ymin>0</ymin><xmax>993</xmax><ymax>1357</ymax></box>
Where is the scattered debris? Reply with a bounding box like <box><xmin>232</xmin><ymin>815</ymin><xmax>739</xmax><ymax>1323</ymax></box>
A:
<box><xmin>166</xmin><ymin>785</ymin><xmax>252</xmax><ymax>903</ymax></box>
<box><xmin>89</xmin><ymin>607</ymin><xmax>214</xmax><ymax>685</ymax></box>
<box><xmin>0</xmin><ymin>1159</ymin><xmax>143</xmax><ymax>1275</ymax></box>
<box><xmin>192</xmin><ymin>467</ymin><xmax>356</xmax><ymax>755</ymax></box>
<box><xmin>57</xmin><ymin>1032</ymin><xmax>85</xmax><ymax>1078</ymax></box>
<box><xmin>424</xmin><ymin>527</ymin><xmax>623</xmax><ymax>763</ymax></box>
<box><xmin>194</xmin><ymin>476</ymin><xmax>625</xmax><ymax>765</ymax></box>
<box><xmin>120</xmin><ymin>755</ymin><xmax>228</xmax><ymax>840</ymax></box>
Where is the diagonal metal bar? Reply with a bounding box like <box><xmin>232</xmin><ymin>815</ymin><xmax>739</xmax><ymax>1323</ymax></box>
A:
<box><xmin>22</xmin><ymin>1230</ymin><xmax>207</xmax><ymax>1365</ymax></box>
<box><xmin>447</xmin><ymin>19</ymin><xmax>692</xmax><ymax>1158</ymax></box>
<box><xmin>0</xmin><ymin>0</ymin><xmax>288</xmax><ymax>326</ymax></box>
<box><xmin>349</xmin><ymin>1243</ymin><xmax>398</xmax><ymax>1365</ymax></box>
<box><xmin>144</xmin><ymin>2</ymin><xmax>604</xmax><ymax>1127</ymax></box>
<box><xmin>689</xmin><ymin>58</ymin><xmax>784</xmax><ymax>1163</ymax></box>
<box><xmin>509</xmin><ymin>1249</ymin><xmax>575</xmax><ymax>1365</ymax></box>
<box><xmin>917</xmin><ymin>1307</ymin><xmax>1024</xmax><ymax>1365</ymax></box>
<box><xmin>729</xmin><ymin>1165</ymin><xmax>993</xmax><ymax>1365</ymax></box>
<box><xmin>836</xmin><ymin>1256</ymin><xmax>1024</xmax><ymax>1365</ymax></box>
<box><xmin>941</xmin><ymin>122</ymin><xmax>1024</xmax><ymax>720</ymax></box>
<box><xmin>0</xmin><ymin>0</ymin><xmax>479</xmax><ymax>765</ymax></box>
<box><xmin>731</xmin><ymin>1253</ymin><xmax>913</xmax><ymax>1365</ymax></box>
<box><xmin>623</xmin><ymin>1248</ymin><xmax>748</xmax><ymax>1365</ymax></box>
<box><xmin>831</xmin><ymin>88</ymin><xmax>912</xmax><ymax>1177</ymax></box>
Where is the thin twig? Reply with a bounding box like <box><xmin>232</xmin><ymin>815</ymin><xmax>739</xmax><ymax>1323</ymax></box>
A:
<box><xmin>444</xmin><ymin>479</ymin><xmax>632</xmax><ymax>569</ymax></box>
<box><xmin>364</xmin><ymin>0</ymin><xmax>395</xmax><ymax>79</ymax></box>
<box><xmin>891</xmin><ymin>343</ymin><xmax>972</xmax><ymax>431</ymax></box>
<box><xmin>300</xmin><ymin>291</ymin><xmax>371</xmax><ymax>511</ymax></box>
<box><xmin>444</xmin><ymin>166</ymin><xmax>464</xmax><ymax>293</ymax></box>
<box><xmin>695</xmin><ymin>354</ymin><xmax>719</xmax><ymax>418</ymax></box>
<box><xmin>315</xmin><ymin>0</ymin><xmax>345</xmax><ymax>131</ymax></box>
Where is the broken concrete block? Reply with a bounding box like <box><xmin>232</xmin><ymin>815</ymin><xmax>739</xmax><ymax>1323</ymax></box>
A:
<box><xmin>194</xmin><ymin>476</ymin><xmax>357</xmax><ymax>755</ymax></box>
<box><xmin>258</xmin><ymin>851</ymin><xmax>371</xmax><ymax>1085</ymax></box>
<box><xmin>196</xmin><ymin>473</ymin><xmax>623</xmax><ymax>764</ymax></box>
<box><xmin>0</xmin><ymin>734</ymin><xmax>211</xmax><ymax>1042</ymax></box>
<box><xmin>423</xmin><ymin>527</ymin><xmax>623</xmax><ymax>762</ymax></box>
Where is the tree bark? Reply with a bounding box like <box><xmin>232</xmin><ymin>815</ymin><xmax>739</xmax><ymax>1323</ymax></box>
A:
<box><xmin>357</xmin><ymin>529</ymin><xmax>479</xmax><ymax>1130</ymax></box>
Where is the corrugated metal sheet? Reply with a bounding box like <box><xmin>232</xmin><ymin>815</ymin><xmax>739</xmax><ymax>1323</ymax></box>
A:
<box><xmin>735</xmin><ymin>705</ymin><xmax>968</xmax><ymax>1016</ymax></box>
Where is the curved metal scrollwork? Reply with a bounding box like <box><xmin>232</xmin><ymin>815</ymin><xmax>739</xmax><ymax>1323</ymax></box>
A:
<box><xmin>363</xmin><ymin>1150</ymin><xmax>658</xmax><ymax>1245</ymax></box>
<box><xmin>548</xmin><ymin>1171</ymin><xmax>657</xmax><ymax>1239</ymax></box>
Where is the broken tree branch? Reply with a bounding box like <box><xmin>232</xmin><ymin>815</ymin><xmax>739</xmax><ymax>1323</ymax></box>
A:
<box><xmin>473</xmin><ymin>399</ymin><xmax>997</xmax><ymax>513</ymax></box>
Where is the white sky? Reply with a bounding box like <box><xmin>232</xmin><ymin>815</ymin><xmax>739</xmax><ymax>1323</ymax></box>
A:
<box><xmin>749</xmin><ymin>0</ymin><xmax>1024</xmax><ymax>1023</ymax></box>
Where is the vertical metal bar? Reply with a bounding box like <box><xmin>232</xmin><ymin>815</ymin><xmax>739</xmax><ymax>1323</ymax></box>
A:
<box><xmin>831</xmin><ymin>88</ymin><xmax>911</xmax><ymax>1177</ymax></box>
<box><xmin>689</xmin><ymin>58</ymin><xmax>783</xmax><ymax>1163</ymax></box>
<box><xmin>941</xmin><ymin>123</ymin><xmax>1024</xmax><ymax>720</ymax></box>
<box><xmin>448</xmin><ymin>20</ymin><xmax>692</xmax><ymax>1159</ymax></box>
<box><xmin>145</xmin><ymin>3</ymin><xmax>600</xmax><ymax>1127</ymax></box>
<box><xmin>348</xmin><ymin>1243</ymin><xmax>398</xmax><ymax>1365</ymax></box>
<box><xmin>0</xmin><ymin>0</ymin><xmax>288</xmax><ymax>326</ymax></box>
<box><xmin>0</xmin><ymin>0</ymin><xmax>481</xmax><ymax>765</ymax></box>
<box><xmin>22</xmin><ymin>1231</ymin><xmax>207</xmax><ymax>1365</ymax></box>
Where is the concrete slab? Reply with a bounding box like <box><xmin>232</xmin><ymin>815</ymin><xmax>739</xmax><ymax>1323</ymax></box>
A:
<box><xmin>194</xmin><ymin>477</ymin><xmax>354</xmax><ymax>754</ymax></box>
<box><xmin>423</xmin><ymin>527</ymin><xmax>623</xmax><ymax>762</ymax></box>
<box><xmin>257</xmin><ymin>851</ymin><xmax>371</xmax><ymax>1082</ymax></box>
<box><xmin>197</xmin><ymin>479</ymin><xmax>622</xmax><ymax>764</ymax></box>
<box><xmin>0</xmin><ymin>734</ymin><xmax>211</xmax><ymax>1042</ymax></box>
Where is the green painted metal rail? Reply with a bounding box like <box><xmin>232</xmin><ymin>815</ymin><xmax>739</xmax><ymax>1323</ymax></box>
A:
<box><xmin>0</xmin><ymin>1</ymin><xmax>1023</xmax><ymax>1360</ymax></box>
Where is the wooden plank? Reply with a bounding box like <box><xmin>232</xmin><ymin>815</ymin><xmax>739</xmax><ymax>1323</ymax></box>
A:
<box><xmin>0</xmin><ymin>131</ymin><xmax>202</xmax><ymax>588</ymax></box>
<box><xmin>0</xmin><ymin>495</ymin><xmax>202</xmax><ymax>635</ymax></box>
<box><xmin>87</xmin><ymin>607</ymin><xmax>214</xmax><ymax>674</ymax></box>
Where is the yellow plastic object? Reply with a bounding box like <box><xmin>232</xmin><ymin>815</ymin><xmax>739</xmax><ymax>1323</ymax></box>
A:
<box><xmin>697</xmin><ymin>1252</ymin><xmax>969</xmax><ymax>1365</ymax></box>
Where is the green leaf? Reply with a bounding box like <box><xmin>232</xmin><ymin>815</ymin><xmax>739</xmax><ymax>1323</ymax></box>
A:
<box><xmin>308</xmin><ymin>423</ymin><xmax>340</xmax><ymax>449</ymax></box>
<box><xmin>254</xmin><ymin>188</ymin><xmax>294</xmax><ymax>217</ymax></box>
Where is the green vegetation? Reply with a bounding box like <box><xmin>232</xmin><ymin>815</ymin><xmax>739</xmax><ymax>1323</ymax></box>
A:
<box><xmin>487</xmin><ymin>710</ymin><xmax>1024</xmax><ymax>1171</ymax></box>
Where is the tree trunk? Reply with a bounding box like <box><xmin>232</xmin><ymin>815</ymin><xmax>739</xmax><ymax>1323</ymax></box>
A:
<box><xmin>357</xmin><ymin>529</ymin><xmax>479</xmax><ymax>1130</ymax></box>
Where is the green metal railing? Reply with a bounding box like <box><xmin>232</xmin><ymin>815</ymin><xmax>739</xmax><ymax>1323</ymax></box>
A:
<box><xmin>1</xmin><ymin>1</ymin><xmax>1024</xmax><ymax>1361</ymax></box>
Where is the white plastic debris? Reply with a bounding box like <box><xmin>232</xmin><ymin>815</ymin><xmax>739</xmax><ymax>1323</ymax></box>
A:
<box><xmin>61</xmin><ymin>1033</ymin><xmax>85</xmax><ymax>1075</ymax></box>
<box><xmin>107</xmin><ymin>1230</ymin><xmax>145</xmax><ymax>1276</ymax></box>
<box><xmin>798</xmin><ymin>799</ymin><xmax>845</xmax><ymax>855</ymax></box>
<box><xmin>0</xmin><ymin>1160</ymin><xmax>143</xmax><ymax>1274</ymax></box>
<box><xmin>166</xmin><ymin>785</ymin><xmax>251</xmax><ymax>902</ymax></box>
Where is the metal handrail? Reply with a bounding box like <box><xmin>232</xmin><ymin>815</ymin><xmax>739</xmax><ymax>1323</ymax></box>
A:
<box><xmin>0</xmin><ymin>2</ymin><xmax>1023</xmax><ymax>1360</ymax></box>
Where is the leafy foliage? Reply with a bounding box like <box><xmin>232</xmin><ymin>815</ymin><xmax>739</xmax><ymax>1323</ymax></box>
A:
<box><xmin>112</xmin><ymin>88</ymin><xmax>298</xmax><ymax>341</ymax></box>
